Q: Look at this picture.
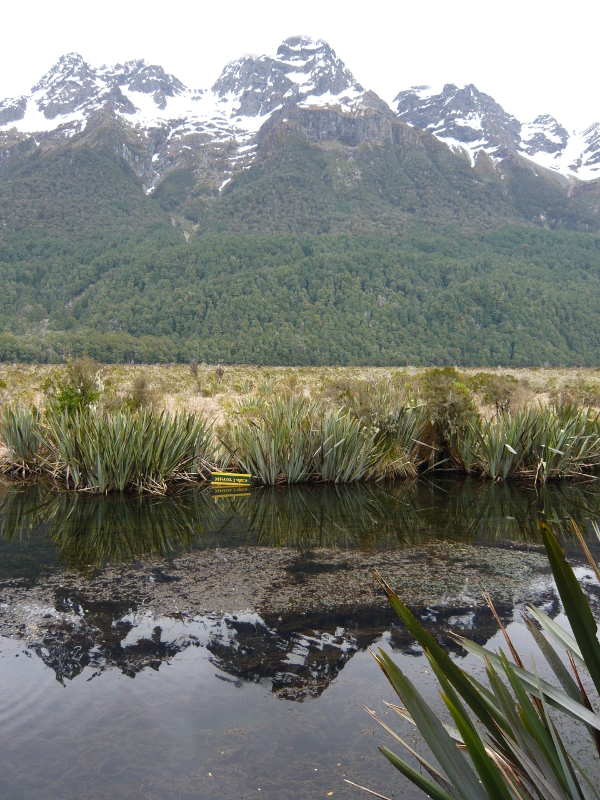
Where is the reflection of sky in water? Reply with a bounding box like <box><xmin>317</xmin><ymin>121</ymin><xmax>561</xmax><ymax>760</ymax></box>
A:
<box><xmin>0</xmin><ymin>479</ymin><xmax>599</xmax><ymax>798</ymax></box>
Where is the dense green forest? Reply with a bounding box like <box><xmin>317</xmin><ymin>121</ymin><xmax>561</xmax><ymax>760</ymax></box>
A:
<box><xmin>1</xmin><ymin>226</ymin><xmax>600</xmax><ymax>365</ymax></box>
<box><xmin>1</xmin><ymin>130</ymin><xmax>600</xmax><ymax>365</ymax></box>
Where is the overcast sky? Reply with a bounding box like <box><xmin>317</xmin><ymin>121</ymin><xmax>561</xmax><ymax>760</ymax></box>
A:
<box><xmin>1</xmin><ymin>0</ymin><xmax>597</xmax><ymax>131</ymax></box>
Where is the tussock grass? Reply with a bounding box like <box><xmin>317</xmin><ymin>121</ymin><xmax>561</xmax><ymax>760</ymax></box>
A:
<box><xmin>1</xmin><ymin>363</ymin><xmax>599</xmax><ymax>419</ymax></box>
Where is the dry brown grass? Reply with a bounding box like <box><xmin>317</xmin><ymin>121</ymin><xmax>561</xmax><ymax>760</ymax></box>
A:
<box><xmin>0</xmin><ymin>364</ymin><xmax>599</xmax><ymax>421</ymax></box>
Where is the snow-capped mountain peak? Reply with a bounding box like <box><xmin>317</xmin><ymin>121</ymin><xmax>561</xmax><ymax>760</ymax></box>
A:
<box><xmin>2</xmin><ymin>39</ymin><xmax>600</xmax><ymax>191</ymax></box>
<box><xmin>212</xmin><ymin>35</ymin><xmax>364</xmax><ymax>118</ymax></box>
<box><xmin>520</xmin><ymin>115</ymin><xmax>569</xmax><ymax>156</ymax></box>
<box><xmin>275</xmin><ymin>35</ymin><xmax>362</xmax><ymax>99</ymax></box>
<box><xmin>394</xmin><ymin>82</ymin><xmax>521</xmax><ymax>164</ymax></box>
<box><xmin>101</xmin><ymin>60</ymin><xmax>186</xmax><ymax>109</ymax></box>
<box><xmin>32</xmin><ymin>52</ymin><xmax>93</xmax><ymax>91</ymax></box>
<box><xmin>393</xmin><ymin>81</ymin><xmax>600</xmax><ymax>181</ymax></box>
<box><xmin>31</xmin><ymin>52</ymin><xmax>101</xmax><ymax>121</ymax></box>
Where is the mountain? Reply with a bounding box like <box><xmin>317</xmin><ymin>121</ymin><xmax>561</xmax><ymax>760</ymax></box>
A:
<box><xmin>393</xmin><ymin>83</ymin><xmax>600</xmax><ymax>182</ymax></box>
<box><xmin>1</xmin><ymin>38</ymin><xmax>600</xmax><ymax>366</ymax></box>
<box><xmin>0</xmin><ymin>38</ymin><xmax>386</xmax><ymax>197</ymax></box>
<box><xmin>3</xmin><ymin>41</ymin><xmax>600</xmax><ymax>192</ymax></box>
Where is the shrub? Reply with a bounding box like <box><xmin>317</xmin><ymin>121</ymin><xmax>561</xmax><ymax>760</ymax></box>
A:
<box><xmin>420</xmin><ymin>367</ymin><xmax>478</xmax><ymax>445</ymax></box>
<box><xmin>481</xmin><ymin>374</ymin><xmax>520</xmax><ymax>413</ymax></box>
<box><xmin>125</xmin><ymin>373</ymin><xmax>155</xmax><ymax>410</ymax></box>
<box><xmin>345</xmin><ymin>381</ymin><xmax>408</xmax><ymax>436</ymax></box>
<box><xmin>556</xmin><ymin>378</ymin><xmax>600</xmax><ymax>408</ymax></box>
<box><xmin>201</xmin><ymin>375</ymin><xmax>222</xmax><ymax>397</ymax></box>
<box><xmin>46</xmin><ymin>357</ymin><xmax>102</xmax><ymax>413</ymax></box>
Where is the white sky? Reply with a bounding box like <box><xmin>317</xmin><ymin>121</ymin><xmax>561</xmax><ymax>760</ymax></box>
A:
<box><xmin>1</xmin><ymin>0</ymin><xmax>597</xmax><ymax>132</ymax></box>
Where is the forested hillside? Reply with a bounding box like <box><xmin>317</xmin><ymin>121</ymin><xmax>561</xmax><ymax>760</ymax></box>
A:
<box><xmin>2</xmin><ymin>219</ymin><xmax>600</xmax><ymax>365</ymax></box>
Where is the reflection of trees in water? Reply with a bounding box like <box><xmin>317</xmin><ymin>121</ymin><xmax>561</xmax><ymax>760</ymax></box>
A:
<box><xmin>232</xmin><ymin>479</ymin><xmax>600</xmax><ymax>549</ymax></box>
<box><xmin>1</xmin><ymin>478</ymin><xmax>600</xmax><ymax>567</ymax></box>
<box><xmin>230</xmin><ymin>483</ymin><xmax>414</xmax><ymax>550</ymax></box>
<box><xmin>2</xmin><ymin>479</ymin><xmax>592</xmax><ymax>696</ymax></box>
<box><xmin>386</xmin><ymin>477</ymin><xmax>600</xmax><ymax>545</ymax></box>
<box><xmin>0</xmin><ymin>485</ymin><xmax>218</xmax><ymax>568</ymax></box>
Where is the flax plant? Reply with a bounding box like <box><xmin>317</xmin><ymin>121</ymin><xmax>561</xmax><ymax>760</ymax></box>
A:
<box><xmin>317</xmin><ymin>411</ymin><xmax>385</xmax><ymax>483</ymax></box>
<box><xmin>0</xmin><ymin>403</ymin><xmax>44</xmax><ymax>474</ymax></box>
<box><xmin>355</xmin><ymin>522</ymin><xmax>600</xmax><ymax>800</ymax></box>
<box><xmin>524</xmin><ymin>406</ymin><xmax>600</xmax><ymax>483</ymax></box>
<box><xmin>1</xmin><ymin>404</ymin><xmax>219</xmax><ymax>494</ymax></box>
<box><xmin>456</xmin><ymin>410</ymin><xmax>533</xmax><ymax>480</ymax></box>
<box><xmin>455</xmin><ymin>406</ymin><xmax>600</xmax><ymax>483</ymax></box>
<box><xmin>229</xmin><ymin>395</ymin><xmax>321</xmax><ymax>484</ymax></box>
<box><xmin>229</xmin><ymin>397</ymin><xmax>394</xmax><ymax>484</ymax></box>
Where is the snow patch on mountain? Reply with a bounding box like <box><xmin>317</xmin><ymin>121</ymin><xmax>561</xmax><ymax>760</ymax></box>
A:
<box><xmin>0</xmin><ymin>36</ymin><xmax>382</xmax><ymax>194</ymax></box>
<box><xmin>212</xmin><ymin>35</ymin><xmax>366</xmax><ymax>120</ymax></box>
<box><xmin>0</xmin><ymin>36</ymin><xmax>369</xmax><ymax>181</ymax></box>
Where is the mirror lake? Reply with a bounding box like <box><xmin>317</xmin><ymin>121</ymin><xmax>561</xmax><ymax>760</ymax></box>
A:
<box><xmin>1</xmin><ymin>477</ymin><xmax>600</xmax><ymax>799</ymax></box>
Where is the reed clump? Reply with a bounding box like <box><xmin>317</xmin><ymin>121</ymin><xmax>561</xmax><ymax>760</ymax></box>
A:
<box><xmin>227</xmin><ymin>395</ymin><xmax>425</xmax><ymax>484</ymax></box>
<box><xmin>1</xmin><ymin>395</ymin><xmax>599</xmax><ymax>491</ymax></box>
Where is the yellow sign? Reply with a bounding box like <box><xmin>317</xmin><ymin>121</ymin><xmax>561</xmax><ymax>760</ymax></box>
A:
<box><xmin>211</xmin><ymin>471</ymin><xmax>252</xmax><ymax>487</ymax></box>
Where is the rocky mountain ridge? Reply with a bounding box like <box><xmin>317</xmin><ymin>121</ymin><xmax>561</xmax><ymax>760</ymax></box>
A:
<box><xmin>1</xmin><ymin>36</ymin><xmax>598</xmax><ymax>198</ymax></box>
<box><xmin>0</xmin><ymin>37</ymin><xmax>391</xmax><ymax>195</ymax></box>
<box><xmin>394</xmin><ymin>83</ymin><xmax>600</xmax><ymax>182</ymax></box>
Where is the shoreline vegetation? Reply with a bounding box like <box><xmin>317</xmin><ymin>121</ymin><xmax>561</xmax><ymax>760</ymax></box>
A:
<box><xmin>1</xmin><ymin>361</ymin><xmax>599</xmax><ymax>494</ymax></box>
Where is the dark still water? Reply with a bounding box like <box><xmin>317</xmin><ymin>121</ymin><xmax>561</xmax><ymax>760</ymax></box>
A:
<box><xmin>1</xmin><ymin>478</ymin><xmax>600</xmax><ymax>799</ymax></box>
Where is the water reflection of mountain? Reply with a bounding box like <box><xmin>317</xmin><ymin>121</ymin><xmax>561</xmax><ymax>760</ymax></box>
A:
<box><xmin>1</xmin><ymin>479</ymin><xmax>600</xmax><ymax>573</ymax></box>
<box><xmin>17</xmin><ymin>589</ymin><xmax>561</xmax><ymax>700</ymax></box>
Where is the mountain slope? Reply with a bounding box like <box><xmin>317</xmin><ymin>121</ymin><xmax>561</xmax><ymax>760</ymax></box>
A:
<box><xmin>2</xmin><ymin>227</ymin><xmax>600</xmax><ymax>366</ymax></box>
